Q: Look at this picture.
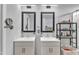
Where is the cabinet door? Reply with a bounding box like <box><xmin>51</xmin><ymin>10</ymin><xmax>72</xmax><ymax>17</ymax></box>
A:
<box><xmin>14</xmin><ymin>41</ymin><xmax>35</xmax><ymax>55</ymax></box>
<box><xmin>15</xmin><ymin>47</ymin><xmax>34</xmax><ymax>55</ymax></box>
<box><xmin>41</xmin><ymin>47</ymin><xmax>60</xmax><ymax>55</ymax></box>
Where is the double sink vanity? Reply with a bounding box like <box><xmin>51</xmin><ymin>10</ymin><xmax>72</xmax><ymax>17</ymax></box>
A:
<box><xmin>13</xmin><ymin>37</ymin><xmax>60</xmax><ymax>55</ymax></box>
<box><xmin>14</xmin><ymin>10</ymin><xmax>59</xmax><ymax>55</ymax></box>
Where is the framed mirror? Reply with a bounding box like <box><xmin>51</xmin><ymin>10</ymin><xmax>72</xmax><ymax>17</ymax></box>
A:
<box><xmin>22</xmin><ymin>12</ymin><xmax>36</xmax><ymax>32</ymax></box>
<box><xmin>41</xmin><ymin>12</ymin><xmax>55</xmax><ymax>32</ymax></box>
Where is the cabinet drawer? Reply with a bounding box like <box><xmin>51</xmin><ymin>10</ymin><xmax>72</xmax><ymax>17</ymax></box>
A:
<box><xmin>15</xmin><ymin>47</ymin><xmax>35</xmax><ymax>55</ymax></box>
<box><xmin>41</xmin><ymin>41</ymin><xmax>60</xmax><ymax>47</ymax></box>
<box><xmin>14</xmin><ymin>41</ymin><xmax>35</xmax><ymax>47</ymax></box>
<box><xmin>41</xmin><ymin>47</ymin><xmax>60</xmax><ymax>55</ymax></box>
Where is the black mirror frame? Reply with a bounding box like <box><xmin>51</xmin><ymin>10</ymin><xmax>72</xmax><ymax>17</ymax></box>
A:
<box><xmin>41</xmin><ymin>12</ymin><xmax>55</xmax><ymax>32</ymax></box>
<box><xmin>22</xmin><ymin>12</ymin><xmax>36</xmax><ymax>32</ymax></box>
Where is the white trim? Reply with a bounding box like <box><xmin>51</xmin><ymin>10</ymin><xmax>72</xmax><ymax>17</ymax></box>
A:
<box><xmin>2</xmin><ymin>4</ymin><xmax>7</xmax><ymax>55</ymax></box>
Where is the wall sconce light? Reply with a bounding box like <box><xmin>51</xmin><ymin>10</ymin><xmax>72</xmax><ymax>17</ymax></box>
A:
<box><xmin>27</xmin><ymin>6</ymin><xmax>31</xmax><ymax>8</ymax></box>
<box><xmin>46</xmin><ymin>6</ymin><xmax>51</xmax><ymax>9</ymax></box>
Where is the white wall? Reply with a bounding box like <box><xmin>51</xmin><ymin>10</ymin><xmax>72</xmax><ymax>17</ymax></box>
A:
<box><xmin>3</xmin><ymin>4</ymin><xmax>21</xmax><ymax>55</ymax></box>
<box><xmin>58</xmin><ymin>4</ymin><xmax>79</xmax><ymax>16</ymax></box>
<box><xmin>0</xmin><ymin>4</ymin><xmax>2</xmax><ymax>55</ymax></box>
<box><xmin>21</xmin><ymin>5</ymin><xmax>59</xmax><ymax>37</ymax></box>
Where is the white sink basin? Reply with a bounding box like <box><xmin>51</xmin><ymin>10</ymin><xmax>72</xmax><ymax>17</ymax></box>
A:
<box><xmin>40</xmin><ymin>37</ymin><xmax>60</xmax><ymax>41</ymax></box>
<box><xmin>14</xmin><ymin>37</ymin><xmax>35</xmax><ymax>42</ymax></box>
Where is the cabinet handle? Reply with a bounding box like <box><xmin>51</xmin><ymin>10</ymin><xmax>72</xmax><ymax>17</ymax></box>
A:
<box><xmin>22</xmin><ymin>48</ymin><xmax>26</xmax><ymax>54</ymax></box>
<box><xmin>49</xmin><ymin>48</ymin><xmax>53</xmax><ymax>53</ymax></box>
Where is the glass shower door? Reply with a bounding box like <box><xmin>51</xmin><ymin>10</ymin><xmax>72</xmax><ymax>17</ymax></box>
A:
<box><xmin>73</xmin><ymin>11</ymin><xmax>79</xmax><ymax>48</ymax></box>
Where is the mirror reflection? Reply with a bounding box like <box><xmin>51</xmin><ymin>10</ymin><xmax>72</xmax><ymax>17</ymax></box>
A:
<box><xmin>41</xmin><ymin>12</ymin><xmax>55</xmax><ymax>32</ymax></box>
<box><xmin>22</xmin><ymin>12</ymin><xmax>36</xmax><ymax>32</ymax></box>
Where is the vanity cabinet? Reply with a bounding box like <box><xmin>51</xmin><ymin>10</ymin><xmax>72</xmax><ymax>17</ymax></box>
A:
<box><xmin>13</xmin><ymin>37</ymin><xmax>35</xmax><ymax>55</ymax></box>
<box><xmin>41</xmin><ymin>39</ymin><xmax>60</xmax><ymax>55</ymax></box>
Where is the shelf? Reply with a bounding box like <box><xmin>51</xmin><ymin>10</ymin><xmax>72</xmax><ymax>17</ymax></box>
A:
<box><xmin>57</xmin><ymin>29</ymin><xmax>76</xmax><ymax>31</ymax></box>
<box><xmin>71</xmin><ymin>41</ymin><xmax>76</xmax><ymax>44</ymax></box>
<box><xmin>56</xmin><ymin>22</ymin><xmax>77</xmax><ymax>48</ymax></box>
<box><xmin>57</xmin><ymin>36</ymin><xmax>76</xmax><ymax>39</ymax></box>
<box><xmin>57</xmin><ymin>22</ymin><xmax>77</xmax><ymax>24</ymax></box>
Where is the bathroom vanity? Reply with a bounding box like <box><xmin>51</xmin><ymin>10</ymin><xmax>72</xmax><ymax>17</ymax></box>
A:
<box><xmin>40</xmin><ymin>37</ymin><xmax>60</xmax><ymax>55</ymax></box>
<box><xmin>13</xmin><ymin>37</ymin><xmax>35</xmax><ymax>55</ymax></box>
<box><xmin>13</xmin><ymin>37</ymin><xmax>60</xmax><ymax>55</ymax></box>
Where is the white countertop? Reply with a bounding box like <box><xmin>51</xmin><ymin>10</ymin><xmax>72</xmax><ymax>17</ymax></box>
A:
<box><xmin>14</xmin><ymin>37</ymin><xmax>60</xmax><ymax>42</ymax></box>
<box><xmin>40</xmin><ymin>37</ymin><xmax>60</xmax><ymax>41</ymax></box>
<box><xmin>14</xmin><ymin>37</ymin><xmax>35</xmax><ymax>41</ymax></box>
